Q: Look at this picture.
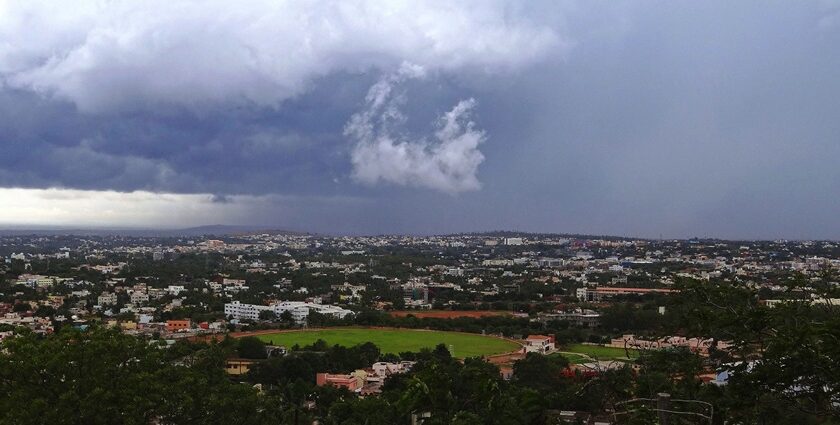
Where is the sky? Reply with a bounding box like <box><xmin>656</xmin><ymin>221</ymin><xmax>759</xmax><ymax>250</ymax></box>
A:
<box><xmin>1</xmin><ymin>0</ymin><xmax>839</xmax><ymax>239</ymax></box>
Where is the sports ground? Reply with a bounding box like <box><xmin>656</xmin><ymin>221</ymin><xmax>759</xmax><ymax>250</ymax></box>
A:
<box><xmin>253</xmin><ymin>328</ymin><xmax>521</xmax><ymax>358</ymax></box>
<box><xmin>561</xmin><ymin>343</ymin><xmax>639</xmax><ymax>362</ymax></box>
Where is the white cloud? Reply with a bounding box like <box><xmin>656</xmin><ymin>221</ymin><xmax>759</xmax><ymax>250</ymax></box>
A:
<box><xmin>346</xmin><ymin>65</ymin><xmax>485</xmax><ymax>193</ymax></box>
<box><xmin>0</xmin><ymin>0</ymin><xmax>564</xmax><ymax>113</ymax></box>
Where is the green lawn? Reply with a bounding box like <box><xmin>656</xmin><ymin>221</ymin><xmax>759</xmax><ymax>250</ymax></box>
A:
<box><xmin>550</xmin><ymin>352</ymin><xmax>589</xmax><ymax>364</ymax></box>
<box><xmin>254</xmin><ymin>328</ymin><xmax>520</xmax><ymax>358</ymax></box>
<box><xmin>561</xmin><ymin>344</ymin><xmax>639</xmax><ymax>361</ymax></box>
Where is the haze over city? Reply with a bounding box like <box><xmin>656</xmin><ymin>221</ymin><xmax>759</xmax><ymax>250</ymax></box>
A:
<box><xmin>1</xmin><ymin>1</ymin><xmax>839</xmax><ymax>239</ymax></box>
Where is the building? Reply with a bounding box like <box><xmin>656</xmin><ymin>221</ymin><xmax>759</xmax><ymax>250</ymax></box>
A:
<box><xmin>223</xmin><ymin>301</ymin><xmax>353</xmax><ymax>323</ymax></box>
<box><xmin>524</xmin><ymin>335</ymin><xmax>556</xmax><ymax>354</ymax></box>
<box><xmin>539</xmin><ymin>309</ymin><xmax>601</xmax><ymax>328</ymax></box>
<box><xmin>577</xmin><ymin>286</ymin><xmax>676</xmax><ymax>302</ymax></box>
<box><xmin>370</xmin><ymin>361</ymin><xmax>415</xmax><ymax>380</ymax></box>
<box><xmin>316</xmin><ymin>372</ymin><xmax>364</xmax><ymax>392</ymax></box>
<box><xmin>97</xmin><ymin>292</ymin><xmax>118</xmax><ymax>306</ymax></box>
<box><xmin>222</xmin><ymin>278</ymin><xmax>247</xmax><ymax>286</ymax></box>
<box><xmin>402</xmin><ymin>282</ymin><xmax>429</xmax><ymax>304</ymax></box>
<box><xmin>610</xmin><ymin>334</ymin><xmax>731</xmax><ymax>356</ymax></box>
<box><xmin>166</xmin><ymin>319</ymin><xmax>192</xmax><ymax>332</ymax></box>
<box><xmin>315</xmin><ymin>362</ymin><xmax>414</xmax><ymax>395</ymax></box>
<box><xmin>224</xmin><ymin>301</ymin><xmax>271</xmax><ymax>321</ymax></box>
<box><xmin>130</xmin><ymin>291</ymin><xmax>149</xmax><ymax>305</ymax></box>
<box><xmin>225</xmin><ymin>359</ymin><xmax>258</xmax><ymax>376</ymax></box>
<box><xmin>167</xmin><ymin>285</ymin><xmax>186</xmax><ymax>296</ymax></box>
<box><xmin>504</xmin><ymin>237</ymin><xmax>524</xmax><ymax>246</ymax></box>
<box><xmin>538</xmin><ymin>258</ymin><xmax>565</xmax><ymax>268</ymax></box>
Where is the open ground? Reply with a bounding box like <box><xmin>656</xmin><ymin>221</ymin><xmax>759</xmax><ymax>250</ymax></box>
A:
<box><xmin>251</xmin><ymin>327</ymin><xmax>522</xmax><ymax>358</ymax></box>
<box><xmin>559</xmin><ymin>343</ymin><xmax>640</xmax><ymax>362</ymax></box>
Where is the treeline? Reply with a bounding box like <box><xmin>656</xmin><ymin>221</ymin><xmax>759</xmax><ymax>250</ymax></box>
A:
<box><xmin>262</xmin><ymin>310</ymin><xmax>604</xmax><ymax>345</ymax></box>
<box><xmin>249</xmin><ymin>307</ymin><xmax>664</xmax><ymax>345</ymax></box>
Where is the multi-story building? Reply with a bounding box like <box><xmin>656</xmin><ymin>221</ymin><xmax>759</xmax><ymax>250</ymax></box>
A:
<box><xmin>97</xmin><ymin>292</ymin><xmax>118</xmax><ymax>306</ymax></box>
<box><xmin>224</xmin><ymin>301</ymin><xmax>353</xmax><ymax>323</ymax></box>
<box><xmin>524</xmin><ymin>335</ymin><xmax>556</xmax><ymax>354</ymax></box>
<box><xmin>130</xmin><ymin>291</ymin><xmax>149</xmax><ymax>305</ymax></box>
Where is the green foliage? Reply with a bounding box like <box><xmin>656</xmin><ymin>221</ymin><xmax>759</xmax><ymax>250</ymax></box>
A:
<box><xmin>665</xmin><ymin>280</ymin><xmax>840</xmax><ymax>423</ymax></box>
<box><xmin>513</xmin><ymin>352</ymin><xmax>569</xmax><ymax>391</ymax></box>
<box><xmin>0</xmin><ymin>327</ymin><xmax>281</xmax><ymax>424</ymax></box>
<box><xmin>236</xmin><ymin>336</ymin><xmax>267</xmax><ymax>359</ymax></box>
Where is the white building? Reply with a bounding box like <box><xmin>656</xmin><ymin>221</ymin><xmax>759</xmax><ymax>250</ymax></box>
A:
<box><xmin>167</xmin><ymin>285</ymin><xmax>187</xmax><ymax>296</ymax></box>
<box><xmin>224</xmin><ymin>301</ymin><xmax>354</xmax><ymax>323</ymax></box>
<box><xmin>224</xmin><ymin>301</ymin><xmax>271</xmax><ymax>321</ymax></box>
<box><xmin>524</xmin><ymin>335</ymin><xmax>555</xmax><ymax>354</ymax></box>
<box><xmin>503</xmin><ymin>237</ymin><xmax>524</xmax><ymax>246</ymax></box>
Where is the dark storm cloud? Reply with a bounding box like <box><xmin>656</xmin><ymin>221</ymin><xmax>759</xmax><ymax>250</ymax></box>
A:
<box><xmin>1</xmin><ymin>1</ymin><xmax>839</xmax><ymax>239</ymax></box>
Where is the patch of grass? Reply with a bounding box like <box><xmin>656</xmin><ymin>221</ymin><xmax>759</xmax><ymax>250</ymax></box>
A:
<box><xmin>255</xmin><ymin>328</ymin><xmax>520</xmax><ymax>358</ymax></box>
<box><xmin>562</xmin><ymin>343</ymin><xmax>639</xmax><ymax>361</ymax></box>
<box><xmin>550</xmin><ymin>352</ymin><xmax>589</xmax><ymax>364</ymax></box>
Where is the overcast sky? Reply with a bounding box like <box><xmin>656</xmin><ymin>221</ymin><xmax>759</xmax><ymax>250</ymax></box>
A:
<box><xmin>1</xmin><ymin>1</ymin><xmax>839</xmax><ymax>239</ymax></box>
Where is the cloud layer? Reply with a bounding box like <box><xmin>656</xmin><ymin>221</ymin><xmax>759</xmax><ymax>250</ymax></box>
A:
<box><xmin>0</xmin><ymin>0</ymin><xmax>562</xmax><ymax>113</ymax></box>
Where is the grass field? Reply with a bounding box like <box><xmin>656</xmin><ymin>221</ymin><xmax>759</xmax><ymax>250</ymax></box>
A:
<box><xmin>562</xmin><ymin>344</ymin><xmax>639</xmax><ymax>361</ymax></box>
<box><xmin>254</xmin><ymin>328</ymin><xmax>520</xmax><ymax>358</ymax></box>
<box><xmin>550</xmin><ymin>352</ymin><xmax>589</xmax><ymax>364</ymax></box>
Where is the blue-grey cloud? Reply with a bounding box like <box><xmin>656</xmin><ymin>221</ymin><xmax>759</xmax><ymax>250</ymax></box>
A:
<box><xmin>1</xmin><ymin>1</ymin><xmax>839</xmax><ymax>239</ymax></box>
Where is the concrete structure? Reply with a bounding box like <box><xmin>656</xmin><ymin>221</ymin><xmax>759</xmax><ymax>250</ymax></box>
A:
<box><xmin>610</xmin><ymin>334</ymin><xmax>731</xmax><ymax>356</ymax></box>
<box><xmin>524</xmin><ymin>334</ymin><xmax>556</xmax><ymax>354</ymax></box>
<box><xmin>225</xmin><ymin>359</ymin><xmax>258</xmax><ymax>376</ymax></box>
<box><xmin>166</xmin><ymin>319</ymin><xmax>192</xmax><ymax>332</ymax></box>
<box><xmin>130</xmin><ymin>291</ymin><xmax>149</xmax><ymax>304</ymax></box>
<box><xmin>540</xmin><ymin>309</ymin><xmax>601</xmax><ymax>328</ymax></box>
<box><xmin>578</xmin><ymin>286</ymin><xmax>676</xmax><ymax>302</ymax></box>
<box><xmin>224</xmin><ymin>301</ymin><xmax>353</xmax><ymax>323</ymax></box>
<box><xmin>97</xmin><ymin>292</ymin><xmax>117</xmax><ymax>306</ymax></box>
<box><xmin>503</xmin><ymin>237</ymin><xmax>524</xmax><ymax>246</ymax></box>
<box><xmin>316</xmin><ymin>372</ymin><xmax>364</xmax><ymax>392</ymax></box>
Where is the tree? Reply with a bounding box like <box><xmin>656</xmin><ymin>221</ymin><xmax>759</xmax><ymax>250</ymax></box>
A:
<box><xmin>513</xmin><ymin>353</ymin><xmax>569</xmax><ymax>391</ymax></box>
<box><xmin>258</xmin><ymin>310</ymin><xmax>276</xmax><ymax>321</ymax></box>
<box><xmin>665</xmin><ymin>279</ymin><xmax>840</xmax><ymax>422</ymax></box>
<box><xmin>279</xmin><ymin>310</ymin><xmax>295</xmax><ymax>325</ymax></box>
<box><xmin>237</xmin><ymin>336</ymin><xmax>267</xmax><ymax>359</ymax></box>
<box><xmin>0</xmin><ymin>327</ymin><xmax>281</xmax><ymax>424</ymax></box>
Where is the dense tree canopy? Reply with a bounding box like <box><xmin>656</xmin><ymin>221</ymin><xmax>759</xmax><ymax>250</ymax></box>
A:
<box><xmin>0</xmin><ymin>328</ymin><xmax>280</xmax><ymax>425</ymax></box>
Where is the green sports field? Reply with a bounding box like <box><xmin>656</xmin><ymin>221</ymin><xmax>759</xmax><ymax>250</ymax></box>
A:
<box><xmin>550</xmin><ymin>352</ymin><xmax>590</xmax><ymax>364</ymax></box>
<box><xmin>562</xmin><ymin>343</ymin><xmax>639</xmax><ymax>361</ymax></box>
<box><xmin>254</xmin><ymin>328</ymin><xmax>521</xmax><ymax>358</ymax></box>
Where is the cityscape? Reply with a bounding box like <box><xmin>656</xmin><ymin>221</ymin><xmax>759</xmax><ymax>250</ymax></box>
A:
<box><xmin>1</xmin><ymin>230</ymin><xmax>838</xmax><ymax>423</ymax></box>
<box><xmin>1</xmin><ymin>1</ymin><xmax>839</xmax><ymax>424</ymax></box>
